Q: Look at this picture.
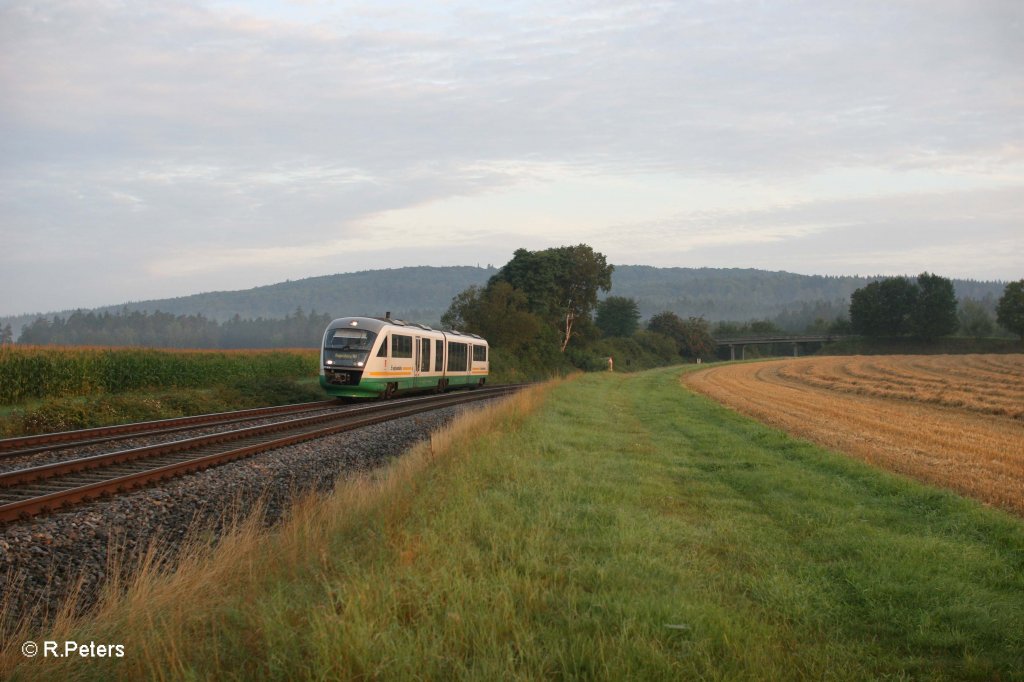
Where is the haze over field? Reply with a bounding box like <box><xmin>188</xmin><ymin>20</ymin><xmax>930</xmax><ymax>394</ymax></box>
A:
<box><xmin>1</xmin><ymin>0</ymin><xmax>1022</xmax><ymax>317</ymax></box>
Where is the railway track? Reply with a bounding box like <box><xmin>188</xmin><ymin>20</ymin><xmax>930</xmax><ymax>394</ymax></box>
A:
<box><xmin>0</xmin><ymin>386</ymin><xmax>519</xmax><ymax>523</ymax></box>
<box><xmin>0</xmin><ymin>399</ymin><xmax>341</xmax><ymax>459</ymax></box>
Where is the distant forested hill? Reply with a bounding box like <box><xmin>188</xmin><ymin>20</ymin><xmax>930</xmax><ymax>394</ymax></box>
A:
<box><xmin>2</xmin><ymin>265</ymin><xmax>1007</xmax><ymax>340</ymax></box>
<box><xmin>95</xmin><ymin>266</ymin><xmax>498</xmax><ymax>325</ymax></box>
<box><xmin>614</xmin><ymin>266</ymin><xmax>1004</xmax><ymax>320</ymax></box>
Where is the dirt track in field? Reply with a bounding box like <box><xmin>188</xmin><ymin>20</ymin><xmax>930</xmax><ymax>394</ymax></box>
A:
<box><xmin>683</xmin><ymin>355</ymin><xmax>1024</xmax><ymax>515</ymax></box>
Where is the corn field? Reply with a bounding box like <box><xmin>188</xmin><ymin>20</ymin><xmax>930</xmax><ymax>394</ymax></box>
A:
<box><xmin>0</xmin><ymin>345</ymin><xmax>319</xmax><ymax>404</ymax></box>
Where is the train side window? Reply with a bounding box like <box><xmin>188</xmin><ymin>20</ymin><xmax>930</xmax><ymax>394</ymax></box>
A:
<box><xmin>434</xmin><ymin>339</ymin><xmax>444</xmax><ymax>371</ymax></box>
<box><xmin>447</xmin><ymin>342</ymin><xmax>468</xmax><ymax>372</ymax></box>
<box><xmin>392</xmin><ymin>334</ymin><xmax>413</xmax><ymax>359</ymax></box>
<box><xmin>420</xmin><ymin>339</ymin><xmax>430</xmax><ymax>372</ymax></box>
<box><xmin>377</xmin><ymin>336</ymin><xmax>388</xmax><ymax>357</ymax></box>
<box><xmin>473</xmin><ymin>345</ymin><xmax>487</xmax><ymax>362</ymax></box>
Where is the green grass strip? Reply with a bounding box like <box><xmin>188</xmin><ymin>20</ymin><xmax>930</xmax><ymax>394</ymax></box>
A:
<box><xmin>10</xmin><ymin>367</ymin><xmax>1023</xmax><ymax>680</ymax></box>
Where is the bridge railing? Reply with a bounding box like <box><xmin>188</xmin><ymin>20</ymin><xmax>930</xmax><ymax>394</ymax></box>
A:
<box><xmin>713</xmin><ymin>335</ymin><xmax>850</xmax><ymax>360</ymax></box>
<box><xmin>714</xmin><ymin>334</ymin><xmax>849</xmax><ymax>346</ymax></box>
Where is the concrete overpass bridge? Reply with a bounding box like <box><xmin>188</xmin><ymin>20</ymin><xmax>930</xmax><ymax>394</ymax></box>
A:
<box><xmin>715</xmin><ymin>335</ymin><xmax>848</xmax><ymax>360</ymax></box>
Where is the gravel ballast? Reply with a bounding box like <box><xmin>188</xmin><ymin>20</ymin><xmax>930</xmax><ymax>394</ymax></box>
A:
<box><xmin>0</xmin><ymin>403</ymin><xmax>479</xmax><ymax>631</ymax></box>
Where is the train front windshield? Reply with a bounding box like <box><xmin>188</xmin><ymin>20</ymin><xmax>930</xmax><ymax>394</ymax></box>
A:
<box><xmin>323</xmin><ymin>328</ymin><xmax>378</xmax><ymax>368</ymax></box>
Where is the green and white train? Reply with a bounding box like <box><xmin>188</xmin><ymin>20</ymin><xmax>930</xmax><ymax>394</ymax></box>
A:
<box><xmin>319</xmin><ymin>316</ymin><xmax>489</xmax><ymax>399</ymax></box>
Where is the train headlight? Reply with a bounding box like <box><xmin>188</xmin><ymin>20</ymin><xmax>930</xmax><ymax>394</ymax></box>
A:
<box><xmin>357</xmin><ymin>361</ymin><xmax>364</xmax><ymax>367</ymax></box>
<box><xmin>326</xmin><ymin>360</ymin><xmax>334</xmax><ymax>365</ymax></box>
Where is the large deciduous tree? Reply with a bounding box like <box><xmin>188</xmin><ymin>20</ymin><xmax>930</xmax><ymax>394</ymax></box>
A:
<box><xmin>957</xmin><ymin>298</ymin><xmax>994</xmax><ymax>338</ymax></box>
<box><xmin>996</xmin><ymin>279</ymin><xmax>1024</xmax><ymax>341</ymax></box>
<box><xmin>489</xmin><ymin>244</ymin><xmax>613</xmax><ymax>351</ymax></box>
<box><xmin>440</xmin><ymin>282</ymin><xmax>545</xmax><ymax>352</ymax></box>
<box><xmin>849</xmin><ymin>277</ymin><xmax>918</xmax><ymax>337</ymax></box>
<box><xmin>647</xmin><ymin>311</ymin><xmax>715</xmax><ymax>359</ymax></box>
<box><xmin>595</xmin><ymin>296</ymin><xmax>640</xmax><ymax>338</ymax></box>
<box><xmin>850</xmin><ymin>273</ymin><xmax>960</xmax><ymax>340</ymax></box>
<box><xmin>647</xmin><ymin>311</ymin><xmax>685</xmax><ymax>340</ymax></box>
<box><xmin>910</xmin><ymin>272</ymin><xmax>958</xmax><ymax>340</ymax></box>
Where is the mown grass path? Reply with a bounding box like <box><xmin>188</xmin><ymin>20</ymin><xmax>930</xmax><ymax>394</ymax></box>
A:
<box><xmin>7</xmin><ymin>368</ymin><xmax>1023</xmax><ymax>680</ymax></box>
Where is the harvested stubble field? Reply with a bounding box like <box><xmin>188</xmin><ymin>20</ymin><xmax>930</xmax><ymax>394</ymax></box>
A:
<box><xmin>684</xmin><ymin>354</ymin><xmax>1024</xmax><ymax>515</ymax></box>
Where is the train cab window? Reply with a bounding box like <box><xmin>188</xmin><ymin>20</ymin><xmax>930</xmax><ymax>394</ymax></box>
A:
<box><xmin>434</xmin><ymin>340</ymin><xmax>444</xmax><ymax>372</ymax></box>
<box><xmin>473</xmin><ymin>345</ymin><xmax>487</xmax><ymax>362</ymax></box>
<box><xmin>327</xmin><ymin>328</ymin><xmax>376</xmax><ymax>351</ymax></box>
<box><xmin>377</xmin><ymin>336</ymin><xmax>388</xmax><ymax>358</ymax></box>
<box><xmin>324</xmin><ymin>328</ymin><xmax>378</xmax><ymax>367</ymax></box>
<box><xmin>391</xmin><ymin>334</ymin><xmax>413</xmax><ymax>359</ymax></box>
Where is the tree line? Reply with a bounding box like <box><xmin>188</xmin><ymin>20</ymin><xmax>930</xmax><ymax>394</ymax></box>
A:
<box><xmin>4</xmin><ymin>248</ymin><xmax>1020</xmax><ymax>371</ymax></box>
<box><xmin>442</xmin><ymin>251</ymin><xmax>1023</xmax><ymax>379</ymax></box>
<box><xmin>439</xmin><ymin>245</ymin><xmax>717</xmax><ymax>379</ymax></box>
<box><xmin>11</xmin><ymin>308</ymin><xmax>333</xmax><ymax>349</ymax></box>
<box><xmin>849</xmin><ymin>273</ymin><xmax>1024</xmax><ymax>341</ymax></box>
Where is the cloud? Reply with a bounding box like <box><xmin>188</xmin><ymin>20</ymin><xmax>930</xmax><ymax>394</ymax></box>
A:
<box><xmin>603</xmin><ymin>185</ymin><xmax>1024</xmax><ymax>278</ymax></box>
<box><xmin>5</xmin><ymin>0</ymin><xmax>1021</xmax><ymax>173</ymax></box>
<box><xmin>1</xmin><ymin>0</ymin><xmax>1021</xmax><ymax>314</ymax></box>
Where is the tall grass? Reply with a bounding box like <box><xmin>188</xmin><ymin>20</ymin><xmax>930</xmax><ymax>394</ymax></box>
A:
<box><xmin>3</xmin><ymin>369</ymin><xmax>1022</xmax><ymax>680</ymax></box>
<box><xmin>0</xmin><ymin>346</ymin><xmax>318</xmax><ymax>404</ymax></box>
<box><xmin>0</xmin><ymin>385</ymin><xmax>551</xmax><ymax>680</ymax></box>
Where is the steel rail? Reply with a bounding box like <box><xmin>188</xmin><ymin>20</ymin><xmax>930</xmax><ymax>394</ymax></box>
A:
<box><xmin>0</xmin><ymin>385</ymin><xmax>519</xmax><ymax>522</ymax></box>
<box><xmin>0</xmin><ymin>400</ymin><xmax>343</xmax><ymax>459</ymax></box>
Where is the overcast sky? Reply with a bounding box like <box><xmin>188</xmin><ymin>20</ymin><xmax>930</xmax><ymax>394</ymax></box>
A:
<box><xmin>1</xmin><ymin>0</ymin><xmax>1021</xmax><ymax>316</ymax></box>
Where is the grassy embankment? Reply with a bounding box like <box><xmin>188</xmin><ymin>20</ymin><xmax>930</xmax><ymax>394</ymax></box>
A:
<box><xmin>0</xmin><ymin>346</ymin><xmax>321</xmax><ymax>437</ymax></box>
<box><xmin>4</xmin><ymin>367</ymin><xmax>1023</xmax><ymax>680</ymax></box>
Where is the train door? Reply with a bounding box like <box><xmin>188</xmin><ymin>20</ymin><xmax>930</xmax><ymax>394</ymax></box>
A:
<box><xmin>413</xmin><ymin>336</ymin><xmax>421</xmax><ymax>377</ymax></box>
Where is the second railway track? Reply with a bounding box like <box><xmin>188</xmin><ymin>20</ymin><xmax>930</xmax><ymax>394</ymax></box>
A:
<box><xmin>0</xmin><ymin>386</ymin><xmax>519</xmax><ymax>523</ymax></box>
<box><xmin>0</xmin><ymin>399</ymin><xmax>343</xmax><ymax>459</ymax></box>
